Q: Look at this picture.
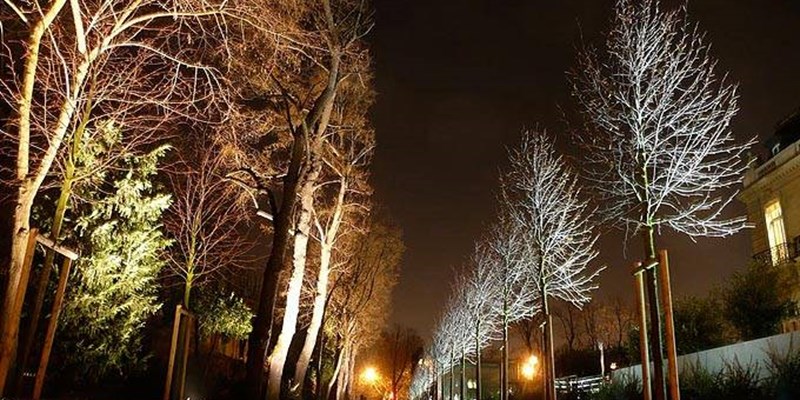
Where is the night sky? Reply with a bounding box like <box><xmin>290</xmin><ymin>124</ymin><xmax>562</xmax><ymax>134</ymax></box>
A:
<box><xmin>368</xmin><ymin>0</ymin><xmax>800</xmax><ymax>338</ymax></box>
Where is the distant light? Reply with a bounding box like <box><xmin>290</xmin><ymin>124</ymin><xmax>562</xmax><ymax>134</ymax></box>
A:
<box><xmin>361</xmin><ymin>366</ymin><xmax>380</xmax><ymax>384</ymax></box>
<box><xmin>610</xmin><ymin>362</ymin><xmax>618</xmax><ymax>370</ymax></box>
<box><xmin>467</xmin><ymin>379</ymin><xmax>476</xmax><ymax>389</ymax></box>
<box><xmin>521</xmin><ymin>354</ymin><xmax>539</xmax><ymax>380</ymax></box>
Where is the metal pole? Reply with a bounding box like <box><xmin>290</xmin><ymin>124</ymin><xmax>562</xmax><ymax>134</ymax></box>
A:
<box><xmin>633</xmin><ymin>263</ymin><xmax>652</xmax><ymax>400</ymax></box>
<box><xmin>658</xmin><ymin>250</ymin><xmax>680</xmax><ymax>400</ymax></box>
<box><xmin>599</xmin><ymin>342</ymin><xmax>605</xmax><ymax>377</ymax></box>
<box><xmin>32</xmin><ymin>257</ymin><xmax>72</xmax><ymax>400</ymax></box>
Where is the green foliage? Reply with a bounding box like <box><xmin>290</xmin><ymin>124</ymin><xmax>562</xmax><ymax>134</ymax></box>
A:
<box><xmin>195</xmin><ymin>290</ymin><xmax>254</xmax><ymax>340</ymax></box>
<box><xmin>673</xmin><ymin>295</ymin><xmax>729</xmax><ymax>354</ymax></box>
<box><xmin>680</xmin><ymin>360</ymin><xmax>766</xmax><ymax>400</ymax></box>
<box><xmin>590</xmin><ymin>374</ymin><xmax>640</xmax><ymax>400</ymax></box>
<box><xmin>722</xmin><ymin>263</ymin><xmax>794</xmax><ymax>340</ymax></box>
<box><xmin>767</xmin><ymin>346</ymin><xmax>800</xmax><ymax>399</ymax></box>
<box><xmin>59</xmin><ymin>145</ymin><xmax>172</xmax><ymax>381</ymax></box>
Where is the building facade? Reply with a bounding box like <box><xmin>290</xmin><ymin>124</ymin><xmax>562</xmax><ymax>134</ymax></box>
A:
<box><xmin>738</xmin><ymin>113</ymin><xmax>800</xmax><ymax>310</ymax></box>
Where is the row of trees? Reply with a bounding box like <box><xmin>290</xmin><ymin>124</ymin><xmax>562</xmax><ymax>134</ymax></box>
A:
<box><xmin>1</xmin><ymin>0</ymin><xmax>401</xmax><ymax>399</ymax></box>
<box><xmin>410</xmin><ymin>131</ymin><xmax>603</xmax><ymax>400</ymax></box>
<box><xmin>413</xmin><ymin>0</ymin><xmax>755</xmax><ymax>399</ymax></box>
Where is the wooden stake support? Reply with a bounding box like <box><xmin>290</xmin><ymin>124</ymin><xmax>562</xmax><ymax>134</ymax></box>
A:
<box><xmin>163</xmin><ymin>305</ymin><xmax>194</xmax><ymax>400</ymax></box>
<box><xmin>658</xmin><ymin>250</ymin><xmax>680</xmax><ymax>400</ymax></box>
<box><xmin>633</xmin><ymin>262</ymin><xmax>652</xmax><ymax>400</ymax></box>
<box><xmin>32</xmin><ymin>257</ymin><xmax>73</xmax><ymax>400</ymax></box>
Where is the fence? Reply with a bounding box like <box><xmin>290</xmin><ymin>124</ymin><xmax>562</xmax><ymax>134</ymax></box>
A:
<box><xmin>611</xmin><ymin>330</ymin><xmax>800</xmax><ymax>383</ymax></box>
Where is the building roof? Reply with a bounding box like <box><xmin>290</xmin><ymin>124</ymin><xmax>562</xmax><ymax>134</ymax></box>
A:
<box><xmin>767</xmin><ymin>111</ymin><xmax>800</xmax><ymax>155</ymax></box>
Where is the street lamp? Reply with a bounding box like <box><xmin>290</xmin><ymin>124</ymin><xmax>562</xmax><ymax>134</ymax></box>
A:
<box><xmin>361</xmin><ymin>366</ymin><xmax>380</xmax><ymax>384</ymax></box>
<box><xmin>521</xmin><ymin>354</ymin><xmax>539</xmax><ymax>380</ymax></box>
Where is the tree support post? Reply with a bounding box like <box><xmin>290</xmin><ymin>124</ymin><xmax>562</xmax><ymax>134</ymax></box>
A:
<box><xmin>32</xmin><ymin>257</ymin><xmax>72</xmax><ymax>400</ymax></box>
<box><xmin>658</xmin><ymin>250</ymin><xmax>680</xmax><ymax>400</ymax></box>
<box><xmin>633</xmin><ymin>262</ymin><xmax>652</xmax><ymax>400</ymax></box>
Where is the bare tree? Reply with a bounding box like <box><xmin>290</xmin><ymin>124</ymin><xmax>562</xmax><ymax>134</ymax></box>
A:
<box><xmin>513</xmin><ymin>313</ymin><xmax>546</xmax><ymax>356</ymax></box>
<box><xmin>324</xmin><ymin>213</ymin><xmax>402</xmax><ymax>400</ymax></box>
<box><xmin>571</xmin><ymin>1</ymin><xmax>754</xmax><ymax>396</ymax></box>
<box><xmin>461</xmin><ymin>243</ymin><xmax>502</xmax><ymax>400</ymax></box>
<box><xmin>487</xmin><ymin>218</ymin><xmax>537</xmax><ymax>400</ymax></box>
<box><xmin>610</xmin><ymin>297</ymin><xmax>633</xmax><ymax>350</ymax></box>
<box><xmin>501</xmin><ymin>130</ymin><xmax>603</xmax><ymax>400</ymax></box>
<box><xmin>554</xmin><ymin>303</ymin><xmax>582</xmax><ymax>353</ymax></box>
<box><xmin>369</xmin><ymin>325</ymin><xmax>424</xmax><ymax>400</ymax></box>
<box><xmin>221</xmin><ymin>2</ymin><xmax>375</xmax><ymax>396</ymax></box>
<box><xmin>293</xmin><ymin>75</ymin><xmax>376</xmax><ymax>390</ymax></box>
<box><xmin>0</xmin><ymin>0</ymin><xmax>230</xmax><ymax>390</ymax></box>
<box><xmin>164</xmin><ymin>139</ymin><xmax>253</xmax><ymax>307</ymax></box>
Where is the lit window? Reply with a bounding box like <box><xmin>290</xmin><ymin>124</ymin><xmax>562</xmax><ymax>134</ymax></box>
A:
<box><xmin>765</xmin><ymin>200</ymin><xmax>788</xmax><ymax>264</ymax></box>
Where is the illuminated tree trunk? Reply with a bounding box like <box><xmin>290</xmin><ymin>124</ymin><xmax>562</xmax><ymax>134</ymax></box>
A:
<box><xmin>266</xmin><ymin>155</ymin><xmax>323</xmax><ymax>400</ymax></box>
<box><xmin>543</xmin><ymin>293</ymin><xmax>556</xmax><ymax>400</ymax></box>
<box><xmin>326</xmin><ymin>343</ymin><xmax>344</xmax><ymax>400</ymax></box>
<box><xmin>247</xmin><ymin>53</ymin><xmax>339</xmax><ymax>398</ymax></box>
<box><xmin>500</xmin><ymin>299</ymin><xmax>508</xmax><ymax>400</ymax></box>
<box><xmin>245</xmin><ymin>130</ymin><xmax>306</xmax><ymax>399</ymax></box>
<box><xmin>0</xmin><ymin>2</ymin><xmax>83</xmax><ymax>390</ymax></box>
<box><xmin>460</xmin><ymin>349</ymin><xmax>466</xmax><ymax>400</ymax></box>
<box><xmin>15</xmin><ymin>169</ymin><xmax>73</xmax><ymax>385</ymax></box>
<box><xmin>294</xmin><ymin>241</ymin><xmax>331</xmax><ymax>385</ymax></box>
<box><xmin>450</xmin><ymin>349</ymin><xmax>455</xmax><ymax>400</ymax></box>
<box><xmin>17</xmin><ymin>100</ymin><xmax>94</xmax><ymax>384</ymax></box>
<box><xmin>475</xmin><ymin>326</ymin><xmax>482</xmax><ymax>400</ymax></box>
<box><xmin>643</xmin><ymin>225</ymin><xmax>666</xmax><ymax>400</ymax></box>
<box><xmin>295</xmin><ymin>178</ymin><xmax>347</xmax><ymax>386</ymax></box>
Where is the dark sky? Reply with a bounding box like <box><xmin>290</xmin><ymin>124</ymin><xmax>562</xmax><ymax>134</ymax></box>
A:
<box><xmin>368</xmin><ymin>0</ymin><xmax>800</xmax><ymax>338</ymax></box>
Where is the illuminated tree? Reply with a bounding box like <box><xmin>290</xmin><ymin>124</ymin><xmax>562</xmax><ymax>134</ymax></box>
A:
<box><xmin>58</xmin><ymin>146</ymin><xmax>171</xmax><ymax>380</ymax></box>
<box><xmin>0</xmin><ymin>0</ymin><xmax>230</xmax><ymax>389</ymax></box>
<box><xmin>195</xmin><ymin>289</ymin><xmax>254</xmax><ymax>342</ymax></box>
<box><xmin>461</xmin><ymin>243</ymin><xmax>502</xmax><ymax>400</ymax></box>
<box><xmin>164</xmin><ymin>140</ymin><xmax>253</xmax><ymax>308</ymax></box>
<box><xmin>501</xmin><ymin>130</ymin><xmax>602</xmax><ymax>400</ymax></box>
<box><xmin>324</xmin><ymin>214</ymin><xmax>402</xmax><ymax>400</ymax></box>
<box><xmin>571</xmin><ymin>0</ymin><xmax>754</xmax><ymax>394</ymax></box>
<box><xmin>293</xmin><ymin>77</ymin><xmax>376</xmax><ymax>390</ymax></box>
<box><xmin>487</xmin><ymin>217</ymin><xmax>538</xmax><ymax>400</ymax></box>
<box><xmin>364</xmin><ymin>326</ymin><xmax>424</xmax><ymax>400</ymax></box>
<box><xmin>222</xmin><ymin>2</ymin><xmax>376</xmax><ymax>396</ymax></box>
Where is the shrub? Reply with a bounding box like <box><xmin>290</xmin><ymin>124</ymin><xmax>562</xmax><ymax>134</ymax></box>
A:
<box><xmin>767</xmin><ymin>345</ymin><xmax>800</xmax><ymax>399</ymax></box>
<box><xmin>590</xmin><ymin>374</ymin><xmax>640</xmax><ymax>400</ymax></box>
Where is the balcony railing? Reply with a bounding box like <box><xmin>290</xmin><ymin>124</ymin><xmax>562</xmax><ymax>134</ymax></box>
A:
<box><xmin>753</xmin><ymin>236</ymin><xmax>800</xmax><ymax>267</ymax></box>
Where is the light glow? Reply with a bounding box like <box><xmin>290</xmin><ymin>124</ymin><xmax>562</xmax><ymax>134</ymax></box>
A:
<box><xmin>521</xmin><ymin>354</ymin><xmax>539</xmax><ymax>380</ymax></box>
<box><xmin>361</xmin><ymin>366</ymin><xmax>380</xmax><ymax>384</ymax></box>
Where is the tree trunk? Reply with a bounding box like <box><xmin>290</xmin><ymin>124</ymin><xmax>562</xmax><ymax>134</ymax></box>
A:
<box><xmin>0</xmin><ymin>2</ymin><xmax>69</xmax><ymax>392</ymax></box>
<box><xmin>643</xmin><ymin>226</ymin><xmax>666</xmax><ymax>400</ymax></box>
<box><xmin>15</xmin><ymin>174</ymin><xmax>72</xmax><ymax>389</ymax></box>
<box><xmin>327</xmin><ymin>345</ymin><xmax>344</xmax><ymax>400</ymax></box>
<box><xmin>16</xmin><ymin>89</ymin><xmax>93</xmax><ymax>387</ymax></box>
<box><xmin>245</xmin><ymin>138</ymin><xmax>304</xmax><ymax>400</ymax></box>
<box><xmin>502</xmin><ymin>318</ymin><xmax>509</xmax><ymax>400</ymax></box>
<box><xmin>265</xmin><ymin>148</ymin><xmax>324</xmax><ymax>400</ymax></box>
<box><xmin>294</xmin><ymin>244</ymin><xmax>330</xmax><ymax>386</ymax></box>
<box><xmin>295</xmin><ymin>176</ymin><xmax>346</xmax><ymax>386</ymax></box>
<box><xmin>246</xmin><ymin>50</ymin><xmax>339</xmax><ymax>398</ymax></box>
<box><xmin>460</xmin><ymin>350</ymin><xmax>466</xmax><ymax>400</ymax></box>
<box><xmin>475</xmin><ymin>328</ymin><xmax>482</xmax><ymax>400</ymax></box>
<box><xmin>435</xmin><ymin>367</ymin><xmax>441</xmax><ymax>400</ymax></box>
<box><xmin>314</xmin><ymin>315</ymin><xmax>326</xmax><ymax>400</ymax></box>
<box><xmin>543</xmin><ymin>295</ymin><xmax>556</xmax><ymax>400</ymax></box>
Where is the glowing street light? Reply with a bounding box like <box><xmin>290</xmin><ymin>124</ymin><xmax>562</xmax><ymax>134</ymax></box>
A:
<box><xmin>361</xmin><ymin>366</ymin><xmax>380</xmax><ymax>384</ymax></box>
<box><xmin>521</xmin><ymin>354</ymin><xmax>539</xmax><ymax>380</ymax></box>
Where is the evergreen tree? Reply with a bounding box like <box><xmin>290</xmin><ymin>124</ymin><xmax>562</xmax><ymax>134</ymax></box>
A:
<box><xmin>59</xmin><ymin>145</ymin><xmax>172</xmax><ymax>381</ymax></box>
